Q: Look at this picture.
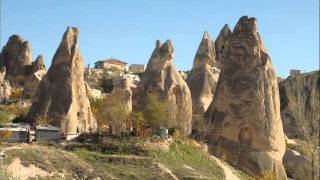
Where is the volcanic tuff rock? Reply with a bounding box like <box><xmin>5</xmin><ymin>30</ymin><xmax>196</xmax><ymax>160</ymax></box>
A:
<box><xmin>0</xmin><ymin>35</ymin><xmax>32</xmax><ymax>86</ymax></box>
<box><xmin>31</xmin><ymin>55</ymin><xmax>46</xmax><ymax>73</ymax></box>
<box><xmin>111</xmin><ymin>79</ymin><xmax>133</xmax><ymax>112</ymax></box>
<box><xmin>205</xmin><ymin>16</ymin><xmax>287</xmax><ymax>179</ymax></box>
<box><xmin>279</xmin><ymin>71</ymin><xmax>320</xmax><ymax>139</ymax></box>
<box><xmin>134</xmin><ymin>40</ymin><xmax>192</xmax><ymax>135</ymax></box>
<box><xmin>187</xmin><ymin>31</ymin><xmax>220</xmax><ymax>114</ymax></box>
<box><xmin>23</xmin><ymin>55</ymin><xmax>47</xmax><ymax>99</ymax></box>
<box><xmin>23</xmin><ymin>70</ymin><xmax>46</xmax><ymax>99</ymax></box>
<box><xmin>0</xmin><ymin>67</ymin><xmax>11</xmax><ymax>103</ymax></box>
<box><xmin>214</xmin><ymin>24</ymin><xmax>232</xmax><ymax>68</ymax></box>
<box><xmin>283</xmin><ymin>149</ymin><xmax>316</xmax><ymax>180</ymax></box>
<box><xmin>27</xmin><ymin>27</ymin><xmax>97</xmax><ymax>136</ymax></box>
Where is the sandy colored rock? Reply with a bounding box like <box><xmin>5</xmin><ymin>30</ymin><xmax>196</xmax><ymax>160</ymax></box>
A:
<box><xmin>206</xmin><ymin>16</ymin><xmax>287</xmax><ymax>179</ymax></box>
<box><xmin>214</xmin><ymin>24</ymin><xmax>232</xmax><ymax>68</ymax></box>
<box><xmin>111</xmin><ymin>78</ymin><xmax>133</xmax><ymax>112</ymax></box>
<box><xmin>0</xmin><ymin>35</ymin><xmax>32</xmax><ymax>86</ymax></box>
<box><xmin>135</xmin><ymin>40</ymin><xmax>192</xmax><ymax>135</ymax></box>
<box><xmin>23</xmin><ymin>70</ymin><xmax>46</xmax><ymax>99</ymax></box>
<box><xmin>31</xmin><ymin>55</ymin><xmax>46</xmax><ymax>73</ymax></box>
<box><xmin>0</xmin><ymin>66</ymin><xmax>11</xmax><ymax>103</ymax></box>
<box><xmin>27</xmin><ymin>27</ymin><xmax>97</xmax><ymax>136</ymax></box>
<box><xmin>187</xmin><ymin>31</ymin><xmax>220</xmax><ymax>114</ymax></box>
<box><xmin>283</xmin><ymin>149</ymin><xmax>315</xmax><ymax>180</ymax></box>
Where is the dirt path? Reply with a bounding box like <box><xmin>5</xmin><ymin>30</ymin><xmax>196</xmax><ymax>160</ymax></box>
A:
<box><xmin>211</xmin><ymin>156</ymin><xmax>240</xmax><ymax>180</ymax></box>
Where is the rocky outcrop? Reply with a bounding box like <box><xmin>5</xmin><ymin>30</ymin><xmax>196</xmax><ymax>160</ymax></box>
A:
<box><xmin>205</xmin><ymin>16</ymin><xmax>287</xmax><ymax>179</ymax></box>
<box><xmin>0</xmin><ymin>35</ymin><xmax>32</xmax><ymax>86</ymax></box>
<box><xmin>279</xmin><ymin>71</ymin><xmax>320</xmax><ymax>139</ymax></box>
<box><xmin>22</xmin><ymin>55</ymin><xmax>47</xmax><ymax>99</ymax></box>
<box><xmin>0</xmin><ymin>67</ymin><xmax>11</xmax><ymax>103</ymax></box>
<box><xmin>214</xmin><ymin>24</ymin><xmax>232</xmax><ymax>68</ymax></box>
<box><xmin>134</xmin><ymin>40</ymin><xmax>192</xmax><ymax>135</ymax></box>
<box><xmin>23</xmin><ymin>70</ymin><xmax>46</xmax><ymax>99</ymax></box>
<box><xmin>187</xmin><ymin>32</ymin><xmax>220</xmax><ymax>114</ymax></box>
<box><xmin>27</xmin><ymin>27</ymin><xmax>97</xmax><ymax>136</ymax></box>
<box><xmin>283</xmin><ymin>149</ymin><xmax>314</xmax><ymax>179</ymax></box>
<box><xmin>111</xmin><ymin>79</ymin><xmax>132</xmax><ymax>112</ymax></box>
<box><xmin>31</xmin><ymin>55</ymin><xmax>46</xmax><ymax>73</ymax></box>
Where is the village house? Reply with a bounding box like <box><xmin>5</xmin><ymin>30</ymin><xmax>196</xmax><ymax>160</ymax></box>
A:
<box><xmin>95</xmin><ymin>59</ymin><xmax>128</xmax><ymax>71</ymax></box>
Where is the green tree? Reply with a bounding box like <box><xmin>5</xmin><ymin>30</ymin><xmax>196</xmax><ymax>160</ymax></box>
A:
<box><xmin>90</xmin><ymin>94</ymin><xmax>129</xmax><ymax>136</ymax></box>
<box><xmin>130</xmin><ymin>111</ymin><xmax>145</xmax><ymax>135</ymax></box>
<box><xmin>143</xmin><ymin>94</ymin><xmax>173</xmax><ymax>133</ymax></box>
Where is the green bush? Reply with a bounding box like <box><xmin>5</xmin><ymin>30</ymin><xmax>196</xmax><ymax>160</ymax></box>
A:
<box><xmin>0</xmin><ymin>110</ymin><xmax>12</xmax><ymax>125</ymax></box>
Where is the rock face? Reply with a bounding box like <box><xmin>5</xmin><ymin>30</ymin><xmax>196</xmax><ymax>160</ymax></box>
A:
<box><xmin>0</xmin><ymin>35</ymin><xmax>32</xmax><ymax>86</ymax></box>
<box><xmin>187</xmin><ymin>32</ymin><xmax>220</xmax><ymax>114</ymax></box>
<box><xmin>111</xmin><ymin>79</ymin><xmax>132</xmax><ymax>112</ymax></box>
<box><xmin>135</xmin><ymin>40</ymin><xmax>192</xmax><ymax>135</ymax></box>
<box><xmin>214</xmin><ymin>24</ymin><xmax>232</xmax><ymax>68</ymax></box>
<box><xmin>27</xmin><ymin>27</ymin><xmax>97</xmax><ymax>136</ymax></box>
<box><xmin>31</xmin><ymin>55</ymin><xmax>46</xmax><ymax>73</ymax></box>
<box><xmin>279</xmin><ymin>71</ymin><xmax>320</xmax><ymax>139</ymax></box>
<box><xmin>205</xmin><ymin>16</ymin><xmax>287</xmax><ymax>179</ymax></box>
<box><xmin>283</xmin><ymin>149</ymin><xmax>314</xmax><ymax>180</ymax></box>
<box><xmin>0</xmin><ymin>67</ymin><xmax>11</xmax><ymax>103</ymax></box>
<box><xmin>23</xmin><ymin>70</ymin><xmax>46</xmax><ymax>99</ymax></box>
<box><xmin>23</xmin><ymin>55</ymin><xmax>47</xmax><ymax>99</ymax></box>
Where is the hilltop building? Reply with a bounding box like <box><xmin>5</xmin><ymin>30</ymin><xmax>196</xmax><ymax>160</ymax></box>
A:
<box><xmin>95</xmin><ymin>59</ymin><xmax>128</xmax><ymax>71</ymax></box>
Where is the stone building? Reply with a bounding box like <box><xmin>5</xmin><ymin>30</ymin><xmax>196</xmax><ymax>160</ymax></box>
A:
<box><xmin>95</xmin><ymin>59</ymin><xmax>128</xmax><ymax>71</ymax></box>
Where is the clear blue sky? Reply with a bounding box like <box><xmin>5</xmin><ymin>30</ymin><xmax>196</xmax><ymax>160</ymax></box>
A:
<box><xmin>1</xmin><ymin>0</ymin><xmax>319</xmax><ymax>77</ymax></box>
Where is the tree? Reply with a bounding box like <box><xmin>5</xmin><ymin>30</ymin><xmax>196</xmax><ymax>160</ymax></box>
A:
<box><xmin>90</xmin><ymin>94</ymin><xmax>129</xmax><ymax>136</ymax></box>
<box><xmin>143</xmin><ymin>94</ymin><xmax>173</xmax><ymax>134</ymax></box>
<box><xmin>130</xmin><ymin>111</ymin><xmax>145</xmax><ymax>136</ymax></box>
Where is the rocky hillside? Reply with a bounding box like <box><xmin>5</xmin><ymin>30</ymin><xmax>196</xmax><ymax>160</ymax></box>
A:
<box><xmin>279</xmin><ymin>71</ymin><xmax>320</xmax><ymax>139</ymax></box>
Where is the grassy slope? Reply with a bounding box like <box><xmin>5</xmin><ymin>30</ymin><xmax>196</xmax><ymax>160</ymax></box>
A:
<box><xmin>1</xmin><ymin>137</ymin><xmax>229</xmax><ymax>180</ymax></box>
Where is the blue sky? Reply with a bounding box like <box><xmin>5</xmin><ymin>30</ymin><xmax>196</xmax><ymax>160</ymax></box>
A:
<box><xmin>1</xmin><ymin>0</ymin><xmax>319</xmax><ymax>77</ymax></box>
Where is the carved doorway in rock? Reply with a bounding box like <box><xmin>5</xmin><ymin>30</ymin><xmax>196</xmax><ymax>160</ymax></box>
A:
<box><xmin>238</xmin><ymin>126</ymin><xmax>253</xmax><ymax>166</ymax></box>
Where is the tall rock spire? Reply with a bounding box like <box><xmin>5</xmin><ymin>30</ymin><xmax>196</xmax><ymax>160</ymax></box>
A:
<box><xmin>134</xmin><ymin>40</ymin><xmax>192</xmax><ymax>135</ymax></box>
<box><xmin>187</xmin><ymin>31</ymin><xmax>220</xmax><ymax>114</ymax></box>
<box><xmin>27</xmin><ymin>27</ymin><xmax>97</xmax><ymax>137</ymax></box>
<box><xmin>0</xmin><ymin>35</ymin><xmax>33</xmax><ymax>86</ymax></box>
<box><xmin>206</xmin><ymin>16</ymin><xmax>287</xmax><ymax>179</ymax></box>
<box><xmin>214</xmin><ymin>24</ymin><xmax>231</xmax><ymax>67</ymax></box>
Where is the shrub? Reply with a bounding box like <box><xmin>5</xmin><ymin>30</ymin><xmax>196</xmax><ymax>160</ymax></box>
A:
<box><xmin>0</xmin><ymin>111</ymin><xmax>12</xmax><ymax>125</ymax></box>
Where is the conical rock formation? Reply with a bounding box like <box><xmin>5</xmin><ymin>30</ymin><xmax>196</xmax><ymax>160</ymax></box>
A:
<box><xmin>0</xmin><ymin>35</ymin><xmax>32</xmax><ymax>86</ymax></box>
<box><xmin>135</xmin><ymin>40</ymin><xmax>192</xmax><ymax>135</ymax></box>
<box><xmin>206</xmin><ymin>16</ymin><xmax>287</xmax><ymax>179</ymax></box>
<box><xmin>31</xmin><ymin>55</ymin><xmax>46</xmax><ymax>73</ymax></box>
<box><xmin>187</xmin><ymin>31</ymin><xmax>220</xmax><ymax>114</ymax></box>
<box><xmin>27</xmin><ymin>27</ymin><xmax>97</xmax><ymax>136</ymax></box>
<box><xmin>214</xmin><ymin>24</ymin><xmax>232</xmax><ymax>67</ymax></box>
